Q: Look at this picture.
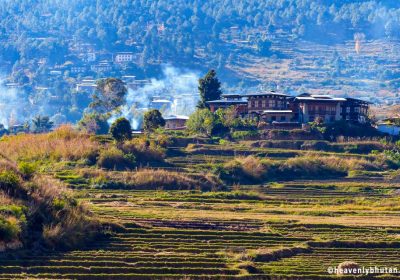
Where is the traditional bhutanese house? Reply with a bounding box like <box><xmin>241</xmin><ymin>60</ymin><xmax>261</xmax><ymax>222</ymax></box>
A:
<box><xmin>207</xmin><ymin>94</ymin><xmax>248</xmax><ymax>116</ymax></box>
<box><xmin>294</xmin><ymin>94</ymin><xmax>346</xmax><ymax>123</ymax></box>
<box><xmin>341</xmin><ymin>98</ymin><xmax>371</xmax><ymax>124</ymax></box>
<box><xmin>164</xmin><ymin>115</ymin><xmax>189</xmax><ymax>130</ymax></box>
<box><xmin>246</xmin><ymin>91</ymin><xmax>294</xmax><ymax>122</ymax></box>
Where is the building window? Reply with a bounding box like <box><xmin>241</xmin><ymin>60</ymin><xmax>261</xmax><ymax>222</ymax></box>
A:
<box><xmin>271</xmin><ymin>116</ymin><xmax>276</xmax><ymax>121</ymax></box>
<box><xmin>269</xmin><ymin>100</ymin><xmax>275</xmax><ymax>108</ymax></box>
<box><xmin>280</xmin><ymin>116</ymin><xmax>286</xmax><ymax>121</ymax></box>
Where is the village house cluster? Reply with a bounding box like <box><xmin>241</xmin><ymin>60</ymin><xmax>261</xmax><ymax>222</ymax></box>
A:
<box><xmin>207</xmin><ymin>91</ymin><xmax>371</xmax><ymax>127</ymax></box>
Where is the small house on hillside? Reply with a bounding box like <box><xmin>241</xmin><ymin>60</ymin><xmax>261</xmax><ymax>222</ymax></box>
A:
<box><xmin>164</xmin><ymin>115</ymin><xmax>189</xmax><ymax>130</ymax></box>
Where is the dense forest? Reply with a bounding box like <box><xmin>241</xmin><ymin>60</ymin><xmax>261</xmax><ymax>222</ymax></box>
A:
<box><xmin>2</xmin><ymin>0</ymin><xmax>400</xmax><ymax>71</ymax></box>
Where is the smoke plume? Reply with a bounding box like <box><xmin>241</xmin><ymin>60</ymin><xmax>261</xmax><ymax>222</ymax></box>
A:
<box><xmin>114</xmin><ymin>65</ymin><xmax>200</xmax><ymax>130</ymax></box>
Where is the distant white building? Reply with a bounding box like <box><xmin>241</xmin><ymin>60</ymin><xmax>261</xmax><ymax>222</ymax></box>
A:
<box><xmin>91</xmin><ymin>61</ymin><xmax>112</xmax><ymax>72</ymax></box>
<box><xmin>114</xmin><ymin>52</ymin><xmax>134</xmax><ymax>63</ymax></box>
<box><xmin>76</xmin><ymin>82</ymin><xmax>97</xmax><ymax>92</ymax></box>
<box><xmin>49</xmin><ymin>70</ymin><xmax>62</xmax><ymax>76</ymax></box>
<box><xmin>80</xmin><ymin>52</ymin><xmax>96</xmax><ymax>63</ymax></box>
<box><xmin>71</xmin><ymin>65</ymin><xmax>87</xmax><ymax>74</ymax></box>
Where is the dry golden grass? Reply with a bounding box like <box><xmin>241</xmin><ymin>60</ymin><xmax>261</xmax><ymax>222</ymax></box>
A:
<box><xmin>0</xmin><ymin>192</ymin><xmax>13</xmax><ymax>205</ymax></box>
<box><xmin>0</xmin><ymin>125</ymin><xmax>99</xmax><ymax>162</ymax></box>
<box><xmin>237</xmin><ymin>156</ymin><xmax>267</xmax><ymax>179</ymax></box>
<box><xmin>79</xmin><ymin>168</ymin><xmax>222</xmax><ymax>191</ymax></box>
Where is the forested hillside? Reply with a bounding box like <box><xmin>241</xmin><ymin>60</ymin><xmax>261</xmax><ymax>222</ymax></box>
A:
<box><xmin>0</xmin><ymin>0</ymin><xmax>399</xmax><ymax>126</ymax></box>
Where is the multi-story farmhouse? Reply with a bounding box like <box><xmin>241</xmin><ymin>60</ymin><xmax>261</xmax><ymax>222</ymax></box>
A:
<box><xmin>207</xmin><ymin>92</ymin><xmax>371</xmax><ymax>124</ymax></box>
<box><xmin>207</xmin><ymin>93</ymin><xmax>248</xmax><ymax>116</ymax></box>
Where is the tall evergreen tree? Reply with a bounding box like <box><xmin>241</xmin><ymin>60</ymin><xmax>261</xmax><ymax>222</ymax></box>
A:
<box><xmin>197</xmin><ymin>70</ymin><xmax>222</xmax><ymax>109</ymax></box>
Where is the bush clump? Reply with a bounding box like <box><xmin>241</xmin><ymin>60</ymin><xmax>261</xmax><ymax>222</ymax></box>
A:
<box><xmin>0</xmin><ymin>217</ymin><xmax>20</xmax><ymax>242</ymax></box>
<box><xmin>121</xmin><ymin>137</ymin><xmax>166</xmax><ymax>164</ymax></box>
<box><xmin>79</xmin><ymin>168</ymin><xmax>223</xmax><ymax>191</ymax></box>
<box><xmin>109</xmin><ymin>117</ymin><xmax>132</xmax><ymax>142</ymax></box>
<box><xmin>97</xmin><ymin>147</ymin><xmax>135</xmax><ymax>170</ymax></box>
<box><xmin>219</xmin><ymin>154</ymin><xmax>384</xmax><ymax>183</ymax></box>
<box><xmin>337</xmin><ymin>261</ymin><xmax>360</xmax><ymax>275</ymax></box>
<box><xmin>219</xmin><ymin>156</ymin><xmax>273</xmax><ymax>183</ymax></box>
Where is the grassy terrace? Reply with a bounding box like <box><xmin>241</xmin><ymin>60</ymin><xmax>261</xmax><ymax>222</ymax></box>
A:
<box><xmin>1</xmin><ymin>136</ymin><xmax>400</xmax><ymax>279</ymax></box>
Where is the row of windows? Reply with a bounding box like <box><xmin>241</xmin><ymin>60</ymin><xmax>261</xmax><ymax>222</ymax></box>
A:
<box><xmin>341</xmin><ymin>107</ymin><xmax>367</xmax><ymax>113</ymax></box>
<box><xmin>307</xmin><ymin>105</ymin><xmax>336</xmax><ymax>112</ymax></box>
<box><xmin>249</xmin><ymin>100</ymin><xmax>286</xmax><ymax>108</ymax></box>
<box><xmin>309</xmin><ymin>116</ymin><xmax>336</xmax><ymax>122</ymax></box>
<box><xmin>268</xmin><ymin>116</ymin><xmax>287</xmax><ymax>121</ymax></box>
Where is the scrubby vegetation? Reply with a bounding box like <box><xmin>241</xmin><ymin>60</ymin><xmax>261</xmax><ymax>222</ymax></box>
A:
<box><xmin>0</xmin><ymin>160</ymin><xmax>101</xmax><ymax>252</ymax></box>
<box><xmin>1</xmin><ymin>123</ymin><xmax>400</xmax><ymax>279</ymax></box>
<box><xmin>217</xmin><ymin>154</ymin><xmax>388</xmax><ymax>183</ymax></box>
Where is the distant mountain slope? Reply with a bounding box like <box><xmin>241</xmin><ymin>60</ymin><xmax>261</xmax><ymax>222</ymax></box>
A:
<box><xmin>0</xmin><ymin>0</ymin><xmax>398</xmax><ymax>126</ymax></box>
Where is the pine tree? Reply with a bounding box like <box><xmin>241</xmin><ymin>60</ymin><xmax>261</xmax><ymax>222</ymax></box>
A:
<box><xmin>197</xmin><ymin>70</ymin><xmax>222</xmax><ymax>109</ymax></box>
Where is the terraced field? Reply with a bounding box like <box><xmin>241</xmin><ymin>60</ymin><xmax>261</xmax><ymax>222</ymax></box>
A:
<box><xmin>1</xmin><ymin>141</ymin><xmax>400</xmax><ymax>279</ymax></box>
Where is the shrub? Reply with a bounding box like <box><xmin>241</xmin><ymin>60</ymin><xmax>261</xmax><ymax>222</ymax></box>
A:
<box><xmin>78</xmin><ymin>113</ymin><xmax>109</xmax><ymax>135</ymax></box>
<box><xmin>28</xmin><ymin>175</ymin><xmax>102</xmax><ymax>250</ymax></box>
<box><xmin>97</xmin><ymin>147</ymin><xmax>135</xmax><ymax>170</ymax></box>
<box><xmin>0</xmin><ymin>217</ymin><xmax>20</xmax><ymax>242</ymax></box>
<box><xmin>279</xmin><ymin>156</ymin><xmax>346</xmax><ymax>178</ymax></box>
<box><xmin>0</xmin><ymin>170</ymin><xmax>24</xmax><ymax>198</ymax></box>
<box><xmin>221</xmin><ymin>156</ymin><xmax>272</xmax><ymax>183</ymax></box>
<box><xmin>266</xmin><ymin>129</ymin><xmax>321</xmax><ymax>140</ymax></box>
<box><xmin>79</xmin><ymin>168</ymin><xmax>223</xmax><ymax>191</ymax></box>
<box><xmin>300</xmin><ymin>141</ymin><xmax>330</xmax><ymax>151</ymax></box>
<box><xmin>238</xmin><ymin>156</ymin><xmax>267</xmax><ymax>180</ymax></box>
<box><xmin>143</xmin><ymin>109</ymin><xmax>165</xmax><ymax>131</ymax></box>
<box><xmin>109</xmin><ymin>117</ymin><xmax>132</xmax><ymax>142</ymax></box>
<box><xmin>337</xmin><ymin>261</ymin><xmax>360</xmax><ymax>275</ymax></box>
<box><xmin>231</xmin><ymin>130</ymin><xmax>260</xmax><ymax>140</ymax></box>
<box><xmin>121</xmin><ymin>137</ymin><xmax>165</xmax><ymax>163</ymax></box>
<box><xmin>18</xmin><ymin>162</ymin><xmax>37</xmax><ymax>179</ymax></box>
<box><xmin>186</xmin><ymin>109</ymin><xmax>216</xmax><ymax>137</ymax></box>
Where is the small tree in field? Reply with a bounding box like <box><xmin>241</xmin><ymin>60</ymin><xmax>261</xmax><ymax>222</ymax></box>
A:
<box><xmin>110</xmin><ymin>117</ymin><xmax>132</xmax><ymax>142</ymax></box>
<box><xmin>143</xmin><ymin>109</ymin><xmax>165</xmax><ymax>132</ymax></box>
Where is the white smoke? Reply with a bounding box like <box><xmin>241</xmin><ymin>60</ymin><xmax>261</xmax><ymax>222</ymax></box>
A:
<box><xmin>115</xmin><ymin>65</ymin><xmax>200</xmax><ymax>129</ymax></box>
<box><xmin>0</xmin><ymin>77</ymin><xmax>57</xmax><ymax>129</ymax></box>
<box><xmin>0</xmin><ymin>81</ymin><xmax>30</xmax><ymax>128</ymax></box>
